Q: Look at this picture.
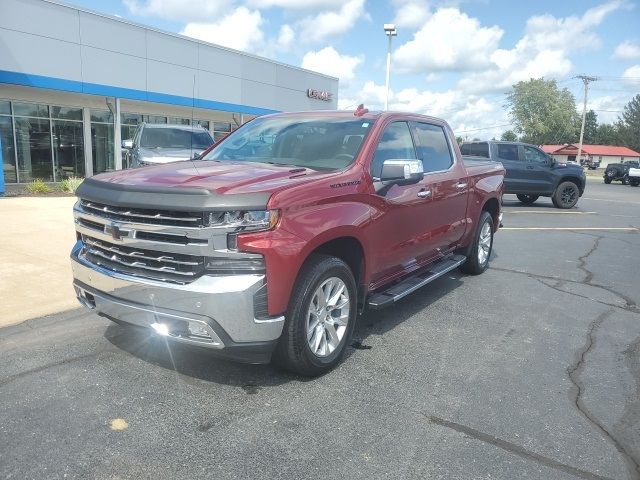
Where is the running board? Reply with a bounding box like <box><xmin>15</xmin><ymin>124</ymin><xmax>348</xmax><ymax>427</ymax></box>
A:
<box><xmin>367</xmin><ymin>254</ymin><xmax>467</xmax><ymax>309</ymax></box>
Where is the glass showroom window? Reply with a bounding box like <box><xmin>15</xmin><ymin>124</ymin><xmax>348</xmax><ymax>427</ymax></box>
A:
<box><xmin>51</xmin><ymin>106</ymin><xmax>84</xmax><ymax>179</ymax></box>
<box><xmin>0</xmin><ymin>100</ymin><xmax>17</xmax><ymax>183</ymax></box>
<box><xmin>213</xmin><ymin>121</ymin><xmax>232</xmax><ymax>142</ymax></box>
<box><xmin>91</xmin><ymin>109</ymin><xmax>114</xmax><ymax>174</ymax></box>
<box><xmin>14</xmin><ymin>102</ymin><xmax>53</xmax><ymax>182</ymax></box>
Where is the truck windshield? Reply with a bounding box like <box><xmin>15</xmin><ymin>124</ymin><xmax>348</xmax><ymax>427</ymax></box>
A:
<box><xmin>140</xmin><ymin>128</ymin><xmax>213</xmax><ymax>149</ymax></box>
<box><xmin>202</xmin><ymin>116</ymin><xmax>375</xmax><ymax>170</ymax></box>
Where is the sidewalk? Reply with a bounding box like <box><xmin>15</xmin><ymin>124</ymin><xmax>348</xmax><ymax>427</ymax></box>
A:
<box><xmin>0</xmin><ymin>196</ymin><xmax>79</xmax><ymax>327</ymax></box>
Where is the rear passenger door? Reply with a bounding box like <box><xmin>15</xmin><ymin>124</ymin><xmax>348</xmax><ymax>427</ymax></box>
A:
<box><xmin>495</xmin><ymin>143</ymin><xmax>527</xmax><ymax>193</ymax></box>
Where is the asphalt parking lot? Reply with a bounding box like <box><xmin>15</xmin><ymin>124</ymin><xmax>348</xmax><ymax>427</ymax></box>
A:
<box><xmin>1</xmin><ymin>178</ymin><xmax>639</xmax><ymax>480</ymax></box>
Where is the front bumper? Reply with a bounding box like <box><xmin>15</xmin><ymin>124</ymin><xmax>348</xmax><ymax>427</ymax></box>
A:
<box><xmin>70</xmin><ymin>241</ymin><xmax>285</xmax><ymax>363</ymax></box>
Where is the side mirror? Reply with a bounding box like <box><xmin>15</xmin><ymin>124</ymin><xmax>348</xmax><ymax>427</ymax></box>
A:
<box><xmin>547</xmin><ymin>155</ymin><xmax>555</xmax><ymax>166</ymax></box>
<box><xmin>122</xmin><ymin>139</ymin><xmax>133</xmax><ymax>149</ymax></box>
<box><xmin>380</xmin><ymin>159</ymin><xmax>424</xmax><ymax>186</ymax></box>
<box><xmin>191</xmin><ymin>152</ymin><xmax>201</xmax><ymax>160</ymax></box>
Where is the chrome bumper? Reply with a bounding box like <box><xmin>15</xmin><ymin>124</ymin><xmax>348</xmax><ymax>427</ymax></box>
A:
<box><xmin>70</xmin><ymin>241</ymin><xmax>285</xmax><ymax>351</ymax></box>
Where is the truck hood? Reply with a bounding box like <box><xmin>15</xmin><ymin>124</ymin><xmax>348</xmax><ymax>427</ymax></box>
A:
<box><xmin>90</xmin><ymin>160</ymin><xmax>331</xmax><ymax>197</ymax></box>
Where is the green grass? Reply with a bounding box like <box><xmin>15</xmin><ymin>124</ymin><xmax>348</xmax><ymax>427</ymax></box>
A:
<box><xmin>59</xmin><ymin>176</ymin><xmax>83</xmax><ymax>194</ymax></box>
<box><xmin>26</xmin><ymin>179</ymin><xmax>53</xmax><ymax>194</ymax></box>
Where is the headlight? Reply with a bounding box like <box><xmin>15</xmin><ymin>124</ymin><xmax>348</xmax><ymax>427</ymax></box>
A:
<box><xmin>205</xmin><ymin>210</ymin><xmax>280</xmax><ymax>231</ymax></box>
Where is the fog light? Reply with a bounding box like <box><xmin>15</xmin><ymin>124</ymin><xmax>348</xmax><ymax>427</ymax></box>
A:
<box><xmin>151</xmin><ymin>322</ymin><xmax>170</xmax><ymax>336</ymax></box>
<box><xmin>188</xmin><ymin>322</ymin><xmax>211</xmax><ymax>338</ymax></box>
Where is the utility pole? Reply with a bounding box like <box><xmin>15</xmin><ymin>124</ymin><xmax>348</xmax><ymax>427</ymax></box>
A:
<box><xmin>383</xmin><ymin>24</ymin><xmax>397</xmax><ymax>111</ymax></box>
<box><xmin>575</xmin><ymin>75</ymin><xmax>597</xmax><ymax>166</ymax></box>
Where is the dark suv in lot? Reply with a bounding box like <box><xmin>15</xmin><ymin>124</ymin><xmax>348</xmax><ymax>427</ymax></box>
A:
<box><xmin>603</xmin><ymin>161</ymin><xmax>639</xmax><ymax>185</ymax></box>
<box><xmin>460</xmin><ymin>141</ymin><xmax>586</xmax><ymax>208</ymax></box>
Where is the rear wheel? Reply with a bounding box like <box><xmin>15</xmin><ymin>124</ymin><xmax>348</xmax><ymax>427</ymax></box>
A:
<box><xmin>630</xmin><ymin>178</ymin><xmax>640</xmax><ymax>187</ymax></box>
<box><xmin>516</xmin><ymin>194</ymin><xmax>539</xmax><ymax>205</ymax></box>
<box><xmin>553</xmin><ymin>181</ymin><xmax>580</xmax><ymax>209</ymax></box>
<box><xmin>274</xmin><ymin>254</ymin><xmax>357</xmax><ymax>376</ymax></box>
<box><xmin>461</xmin><ymin>211</ymin><xmax>494</xmax><ymax>275</ymax></box>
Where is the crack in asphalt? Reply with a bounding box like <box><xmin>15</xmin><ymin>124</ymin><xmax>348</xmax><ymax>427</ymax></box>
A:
<box><xmin>491</xmin><ymin>266</ymin><xmax>639</xmax><ymax>314</ymax></box>
<box><xmin>426</xmin><ymin>415</ymin><xmax>614</xmax><ymax>480</ymax></box>
<box><xmin>567</xmin><ymin>309</ymin><xmax>640</xmax><ymax>480</ymax></box>
<box><xmin>577</xmin><ymin>236</ymin><xmax>602</xmax><ymax>284</ymax></box>
<box><xmin>0</xmin><ymin>350</ymin><xmax>113</xmax><ymax>387</ymax></box>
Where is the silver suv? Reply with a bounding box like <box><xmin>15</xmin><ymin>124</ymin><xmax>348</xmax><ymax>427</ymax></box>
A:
<box><xmin>122</xmin><ymin>123</ymin><xmax>215</xmax><ymax>167</ymax></box>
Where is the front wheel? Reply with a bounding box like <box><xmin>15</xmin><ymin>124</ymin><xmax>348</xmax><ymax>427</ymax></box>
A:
<box><xmin>630</xmin><ymin>178</ymin><xmax>640</xmax><ymax>187</ymax></box>
<box><xmin>553</xmin><ymin>181</ymin><xmax>580</xmax><ymax>209</ymax></box>
<box><xmin>274</xmin><ymin>254</ymin><xmax>357</xmax><ymax>376</ymax></box>
<box><xmin>461</xmin><ymin>211</ymin><xmax>494</xmax><ymax>275</ymax></box>
<box><xmin>604</xmin><ymin>177</ymin><xmax>612</xmax><ymax>184</ymax></box>
<box><xmin>516</xmin><ymin>194</ymin><xmax>539</xmax><ymax>205</ymax></box>
<box><xmin>622</xmin><ymin>175</ymin><xmax>630</xmax><ymax>185</ymax></box>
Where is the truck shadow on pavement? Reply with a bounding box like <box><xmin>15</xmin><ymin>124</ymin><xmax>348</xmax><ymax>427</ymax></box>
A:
<box><xmin>102</xmin><ymin>258</ymin><xmax>479</xmax><ymax>388</ymax></box>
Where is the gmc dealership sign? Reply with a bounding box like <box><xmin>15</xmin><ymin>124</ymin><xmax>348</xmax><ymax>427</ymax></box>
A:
<box><xmin>307</xmin><ymin>89</ymin><xmax>332</xmax><ymax>101</ymax></box>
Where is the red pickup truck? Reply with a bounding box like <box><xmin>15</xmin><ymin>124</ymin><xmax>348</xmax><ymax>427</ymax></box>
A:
<box><xmin>71</xmin><ymin>110</ymin><xmax>504</xmax><ymax>376</ymax></box>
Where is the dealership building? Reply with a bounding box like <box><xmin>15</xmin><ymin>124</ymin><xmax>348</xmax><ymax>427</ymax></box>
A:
<box><xmin>0</xmin><ymin>0</ymin><xmax>338</xmax><ymax>185</ymax></box>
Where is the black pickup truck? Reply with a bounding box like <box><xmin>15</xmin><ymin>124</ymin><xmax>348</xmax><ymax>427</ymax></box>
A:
<box><xmin>461</xmin><ymin>141</ymin><xmax>586</xmax><ymax>209</ymax></box>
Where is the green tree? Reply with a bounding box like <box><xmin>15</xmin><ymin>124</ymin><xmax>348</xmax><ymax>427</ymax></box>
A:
<box><xmin>593</xmin><ymin>123</ymin><xmax>623</xmax><ymax>145</ymax></box>
<box><xmin>500</xmin><ymin>130</ymin><xmax>518</xmax><ymax>141</ymax></box>
<box><xmin>506</xmin><ymin>78</ymin><xmax>580</xmax><ymax>145</ymax></box>
<box><xmin>619</xmin><ymin>94</ymin><xmax>640</xmax><ymax>152</ymax></box>
<box><xmin>455</xmin><ymin>136</ymin><xmax>464</xmax><ymax>146</ymax></box>
<box><xmin>582</xmin><ymin>110</ymin><xmax>598</xmax><ymax>144</ymax></box>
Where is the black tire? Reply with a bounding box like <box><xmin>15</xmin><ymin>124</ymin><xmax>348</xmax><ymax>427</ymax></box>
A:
<box><xmin>622</xmin><ymin>175</ymin><xmax>630</xmax><ymax>185</ymax></box>
<box><xmin>630</xmin><ymin>179</ymin><xmax>640</xmax><ymax>187</ymax></box>
<box><xmin>461</xmin><ymin>211</ymin><xmax>494</xmax><ymax>275</ymax></box>
<box><xmin>516</xmin><ymin>194</ymin><xmax>539</xmax><ymax>205</ymax></box>
<box><xmin>274</xmin><ymin>254</ymin><xmax>357</xmax><ymax>376</ymax></box>
<box><xmin>553</xmin><ymin>181</ymin><xmax>580</xmax><ymax>209</ymax></box>
<box><xmin>604</xmin><ymin>177</ymin><xmax>612</xmax><ymax>184</ymax></box>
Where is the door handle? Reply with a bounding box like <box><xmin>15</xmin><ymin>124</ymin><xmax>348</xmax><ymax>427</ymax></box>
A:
<box><xmin>456</xmin><ymin>182</ymin><xmax>467</xmax><ymax>189</ymax></box>
<box><xmin>526</xmin><ymin>165</ymin><xmax>534</xmax><ymax>170</ymax></box>
<box><xmin>417</xmin><ymin>189</ymin><xmax>431</xmax><ymax>198</ymax></box>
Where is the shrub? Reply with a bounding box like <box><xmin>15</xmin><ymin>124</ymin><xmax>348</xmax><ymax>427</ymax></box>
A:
<box><xmin>59</xmin><ymin>176</ymin><xmax>83</xmax><ymax>194</ymax></box>
<box><xmin>26</xmin><ymin>179</ymin><xmax>52</xmax><ymax>194</ymax></box>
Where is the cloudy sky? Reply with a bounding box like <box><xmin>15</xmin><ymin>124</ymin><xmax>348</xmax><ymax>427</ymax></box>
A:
<box><xmin>73</xmin><ymin>0</ymin><xmax>639</xmax><ymax>139</ymax></box>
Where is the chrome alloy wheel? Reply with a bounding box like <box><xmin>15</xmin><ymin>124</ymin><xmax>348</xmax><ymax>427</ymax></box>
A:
<box><xmin>478</xmin><ymin>221</ymin><xmax>492</xmax><ymax>266</ymax></box>
<box><xmin>306</xmin><ymin>277</ymin><xmax>350</xmax><ymax>357</ymax></box>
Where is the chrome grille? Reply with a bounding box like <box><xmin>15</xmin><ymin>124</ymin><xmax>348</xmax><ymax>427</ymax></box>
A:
<box><xmin>81</xmin><ymin>235</ymin><xmax>204</xmax><ymax>284</ymax></box>
<box><xmin>80</xmin><ymin>200</ymin><xmax>204</xmax><ymax>227</ymax></box>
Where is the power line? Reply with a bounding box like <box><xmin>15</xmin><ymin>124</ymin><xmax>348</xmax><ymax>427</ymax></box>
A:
<box><xmin>454</xmin><ymin>123</ymin><xmax>512</xmax><ymax>133</ymax></box>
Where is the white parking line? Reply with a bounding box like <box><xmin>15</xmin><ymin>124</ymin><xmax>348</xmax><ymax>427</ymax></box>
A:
<box><xmin>503</xmin><ymin>210</ymin><xmax>597</xmax><ymax>214</ymax></box>
<box><xmin>501</xmin><ymin>227</ymin><xmax>638</xmax><ymax>231</ymax></box>
<box><xmin>582</xmin><ymin>197</ymin><xmax>640</xmax><ymax>205</ymax></box>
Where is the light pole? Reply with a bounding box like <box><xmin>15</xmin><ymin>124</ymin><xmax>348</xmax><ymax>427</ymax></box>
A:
<box><xmin>384</xmin><ymin>23</ymin><xmax>397</xmax><ymax>111</ymax></box>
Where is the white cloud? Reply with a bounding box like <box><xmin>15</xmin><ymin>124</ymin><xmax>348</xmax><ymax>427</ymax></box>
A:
<box><xmin>246</xmin><ymin>0</ymin><xmax>345</xmax><ymax>9</ymax></box>
<box><xmin>456</xmin><ymin>1</ymin><xmax>624</xmax><ymax>94</ymax></box>
<box><xmin>393</xmin><ymin>8</ymin><xmax>504</xmax><ymax>73</ymax></box>
<box><xmin>123</xmin><ymin>0</ymin><xmax>233</xmax><ymax>22</ymax></box>
<box><xmin>613</xmin><ymin>41</ymin><xmax>640</xmax><ymax>60</ymax></box>
<box><xmin>277</xmin><ymin>24</ymin><xmax>295</xmax><ymax>51</ymax></box>
<box><xmin>181</xmin><ymin>7</ymin><xmax>264</xmax><ymax>53</ymax></box>
<box><xmin>392</xmin><ymin>0</ymin><xmax>431</xmax><ymax>29</ymax></box>
<box><xmin>298</xmin><ymin>0</ymin><xmax>367</xmax><ymax>43</ymax></box>
<box><xmin>622</xmin><ymin>64</ymin><xmax>640</xmax><ymax>83</ymax></box>
<box><xmin>301</xmin><ymin>47</ymin><xmax>363</xmax><ymax>86</ymax></box>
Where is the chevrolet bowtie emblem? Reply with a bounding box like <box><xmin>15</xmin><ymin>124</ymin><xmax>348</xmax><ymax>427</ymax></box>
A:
<box><xmin>104</xmin><ymin>222</ymin><xmax>124</xmax><ymax>240</ymax></box>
